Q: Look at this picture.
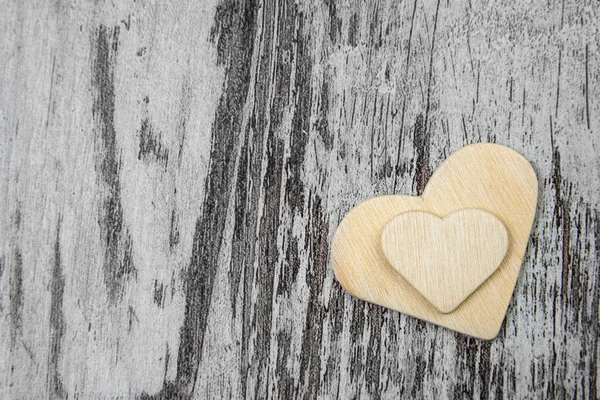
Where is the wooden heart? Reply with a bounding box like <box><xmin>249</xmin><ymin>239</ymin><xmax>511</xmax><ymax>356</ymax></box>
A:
<box><xmin>331</xmin><ymin>143</ymin><xmax>538</xmax><ymax>339</ymax></box>
<box><xmin>381</xmin><ymin>209</ymin><xmax>509</xmax><ymax>314</ymax></box>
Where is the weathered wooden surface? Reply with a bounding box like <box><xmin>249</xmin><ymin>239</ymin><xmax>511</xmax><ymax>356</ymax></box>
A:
<box><xmin>0</xmin><ymin>0</ymin><xmax>598</xmax><ymax>398</ymax></box>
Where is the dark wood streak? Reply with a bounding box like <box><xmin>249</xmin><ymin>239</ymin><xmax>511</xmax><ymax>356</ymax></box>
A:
<box><xmin>299</xmin><ymin>195</ymin><xmax>329</xmax><ymax>399</ymax></box>
<box><xmin>348</xmin><ymin>12</ymin><xmax>359</xmax><ymax>47</ymax></box>
<box><xmin>147</xmin><ymin>1</ymin><xmax>259</xmax><ymax>398</ymax></box>
<box><xmin>138</xmin><ymin>117</ymin><xmax>169</xmax><ymax>168</ymax></box>
<box><xmin>349</xmin><ymin>290</ymin><xmax>366</xmax><ymax>381</ymax></box>
<box><xmin>323</xmin><ymin>282</ymin><xmax>346</xmax><ymax>396</ymax></box>
<box><xmin>169</xmin><ymin>209</ymin><xmax>180</xmax><ymax>251</ymax></box>
<box><xmin>365</xmin><ymin>304</ymin><xmax>383</xmax><ymax>399</ymax></box>
<box><xmin>175</xmin><ymin>78</ymin><xmax>191</xmax><ymax>167</ymax></box>
<box><xmin>9</xmin><ymin>240</ymin><xmax>23</xmax><ymax>351</ymax></box>
<box><xmin>413</xmin><ymin>113</ymin><xmax>430</xmax><ymax>194</ymax></box>
<box><xmin>550</xmin><ymin>132</ymin><xmax>600</xmax><ymax>399</ymax></box>
<box><xmin>252</xmin><ymin>134</ymin><xmax>285</xmax><ymax>397</ymax></box>
<box><xmin>0</xmin><ymin>256</ymin><xmax>4</xmax><ymax>311</ymax></box>
<box><xmin>413</xmin><ymin>0</ymin><xmax>440</xmax><ymax>196</ymax></box>
<box><xmin>47</xmin><ymin>219</ymin><xmax>65</xmax><ymax>399</ymax></box>
<box><xmin>8</xmin><ymin>204</ymin><xmax>24</xmax><ymax>354</ymax></box>
<box><xmin>276</xmin><ymin>7</ymin><xmax>313</xmax><ymax>303</ymax></box>
<box><xmin>241</xmin><ymin>2</ymin><xmax>282</xmax><ymax>395</ymax></box>
<box><xmin>91</xmin><ymin>24</ymin><xmax>136</xmax><ymax>304</ymax></box>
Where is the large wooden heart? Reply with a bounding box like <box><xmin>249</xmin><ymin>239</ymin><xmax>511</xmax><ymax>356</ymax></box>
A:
<box><xmin>331</xmin><ymin>144</ymin><xmax>538</xmax><ymax>339</ymax></box>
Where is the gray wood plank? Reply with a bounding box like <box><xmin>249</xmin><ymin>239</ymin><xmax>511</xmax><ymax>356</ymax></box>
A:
<box><xmin>0</xmin><ymin>0</ymin><xmax>598</xmax><ymax>398</ymax></box>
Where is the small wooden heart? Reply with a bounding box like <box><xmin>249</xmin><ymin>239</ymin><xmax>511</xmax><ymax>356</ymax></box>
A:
<box><xmin>381</xmin><ymin>209</ymin><xmax>509</xmax><ymax>314</ymax></box>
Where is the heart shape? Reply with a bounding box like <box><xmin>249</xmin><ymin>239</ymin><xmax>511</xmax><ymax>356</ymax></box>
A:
<box><xmin>331</xmin><ymin>144</ymin><xmax>538</xmax><ymax>339</ymax></box>
<box><xmin>381</xmin><ymin>209</ymin><xmax>509</xmax><ymax>314</ymax></box>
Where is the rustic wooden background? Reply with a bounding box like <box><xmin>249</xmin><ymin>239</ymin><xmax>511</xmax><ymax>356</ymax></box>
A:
<box><xmin>1</xmin><ymin>0</ymin><xmax>598</xmax><ymax>398</ymax></box>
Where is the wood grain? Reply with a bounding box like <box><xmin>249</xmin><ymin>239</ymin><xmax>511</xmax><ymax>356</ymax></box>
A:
<box><xmin>382</xmin><ymin>209</ymin><xmax>509</xmax><ymax>314</ymax></box>
<box><xmin>0</xmin><ymin>0</ymin><xmax>598</xmax><ymax>398</ymax></box>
